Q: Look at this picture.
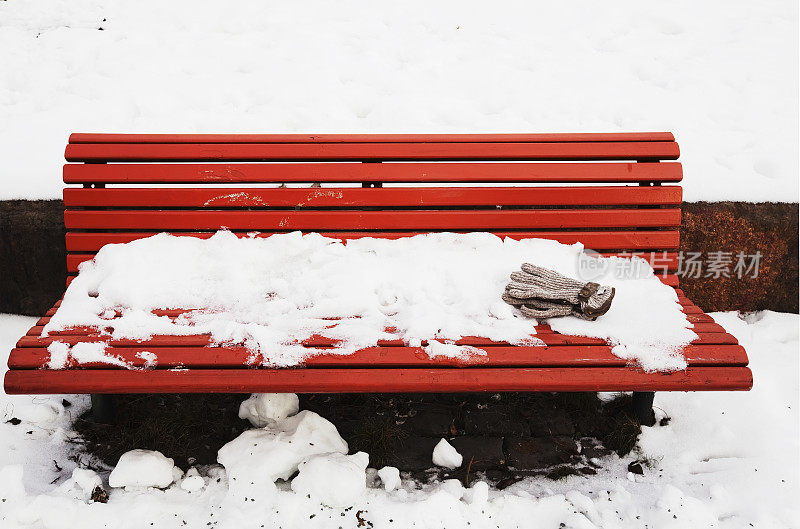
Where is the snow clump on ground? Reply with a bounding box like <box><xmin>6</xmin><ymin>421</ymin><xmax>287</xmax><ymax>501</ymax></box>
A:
<box><xmin>432</xmin><ymin>438</ymin><xmax>463</xmax><ymax>469</ymax></box>
<box><xmin>290</xmin><ymin>451</ymin><xmax>369</xmax><ymax>507</ymax></box>
<box><xmin>108</xmin><ymin>449</ymin><xmax>179</xmax><ymax>489</ymax></box>
<box><xmin>238</xmin><ymin>393</ymin><xmax>300</xmax><ymax>427</ymax></box>
<box><xmin>217</xmin><ymin>409</ymin><xmax>348</xmax><ymax>497</ymax></box>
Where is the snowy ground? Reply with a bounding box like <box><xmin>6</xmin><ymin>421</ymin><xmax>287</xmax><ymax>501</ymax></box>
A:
<box><xmin>0</xmin><ymin>0</ymin><xmax>797</xmax><ymax>202</ymax></box>
<box><xmin>0</xmin><ymin>310</ymin><xmax>797</xmax><ymax>528</ymax></box>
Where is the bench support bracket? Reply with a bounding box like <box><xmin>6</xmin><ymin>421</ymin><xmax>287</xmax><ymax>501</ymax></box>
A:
<box><xmin>631</xmin><ymin>391</ymin><xmax>655</xmax><ymax>426</ymax></box>
<box><xmin>90</xmin><ymin>394</ymin><xmax>116</xmax><ymax>424</ymax></box>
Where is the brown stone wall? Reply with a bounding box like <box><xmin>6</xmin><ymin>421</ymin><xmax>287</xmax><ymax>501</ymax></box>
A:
<box><xmin>0</xmin><ymin>200</ymin><xmax>67</xmax><ymax>315</ymax></box>
<box><xmin>0</xmin><ymin>200</ymin><xmax>797</xmax><ymax>315</ymax></box>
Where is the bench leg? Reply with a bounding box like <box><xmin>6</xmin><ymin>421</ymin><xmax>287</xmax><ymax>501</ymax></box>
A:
<box><xmin>631</xmin><ymin>391</ymin><xmax>655</xmax><ymax>426</ymax></box>
<box><xmin>90</xmin><ymin>394</ymin><xmax>116</xmax><ymax>424</ymax></box>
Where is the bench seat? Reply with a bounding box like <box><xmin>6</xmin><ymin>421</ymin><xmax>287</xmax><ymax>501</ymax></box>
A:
<box><xmin>5</xmin><ymin>290</ymin><xmax>752</xmax><ymax>394</ymax></box>
<box><xmin>3</xmin><ymin>132</ymin><xmax>753</xmax><ymax>396</ymax></box>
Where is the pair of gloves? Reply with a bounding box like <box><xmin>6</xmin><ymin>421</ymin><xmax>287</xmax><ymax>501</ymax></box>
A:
<box><xmin>502</xmin><ymin>263</ymin><xmax>615</xmax><ymax>321</ymax></box>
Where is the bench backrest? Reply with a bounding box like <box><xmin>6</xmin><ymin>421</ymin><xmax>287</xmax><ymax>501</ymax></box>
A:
<box><xmin>62</xmin><ymin>133</ymin><xmax>682</xmax><ymax>281</ymax></box>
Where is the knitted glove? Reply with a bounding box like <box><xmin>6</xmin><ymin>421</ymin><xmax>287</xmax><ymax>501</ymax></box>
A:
<box><xmin>503</xmin><ymin>263</ymin><xmax>615</xmax><ymax>320</ymax></box>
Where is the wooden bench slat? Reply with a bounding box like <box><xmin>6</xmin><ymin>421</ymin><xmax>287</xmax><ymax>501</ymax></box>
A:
<box><xmin>34</xmin><ymin>315</ymin><xmax>724</xmax><ymax>334</ymax></box>
<box><xmin>64</xmin><ymin>251</ymin><xmax>681</xmax><ymax>274</ymax></box>
<box><xmin>32</xmin><ymin>300</ymin><xmax>718</xmax><ymax>322</ymax></box>
<box><xmin>64</xmin><ymin>209</ymin><xmax>681</xmax><ymax>231</ymax></box>
<box><xmin>64</xmin><ymin>230</ymin><xmax>681</xmax><ymax>252</ymax></box>
<box><xmin>63</xmin><ymin>162</ymin><xmax>683</xmax><ymax>184</ymax></box>
<box><xmin>38</xmin><ymin>297</ymin><xmax>707</xmax><ymax>316</ymax></box>
<box><xmin>6</xmin><ymin>343</ymin><xmax>748</xmax><ymax>370</ymax></box>
<box><xmin>16</xmin><ymin>329</ymin><xmax>737</xmax><ymax>348</ymax></box>
<box><xmin>63</xmin><ymin>186</ymin><xmax>683</xmax><ymax>208</ymax></box>
<box><xmin>69</xmin><ymin>132</ymin><xmax>676</xmax><ymax>144</ymax></box>
<box><xmin>62</xmin><ymin>272</ymin><xmax>681</xmax><ymax>288</ymax></box>
<box><xmin>34</xmin><ymin>312</ymin><xmax>720</xmax><ymax>327</ymax></box>
<box><xmin>64</xmin><ymin>142</ymin><xmax>680</xmax><ymax>162</ymax></box>
<box><xmin>2</xmin><ymin>366</ymin><xmax>754</xmax><ymax>394</ymax></box>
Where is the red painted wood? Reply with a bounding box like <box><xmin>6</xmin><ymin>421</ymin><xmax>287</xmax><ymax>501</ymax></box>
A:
<box><xmin>65</xmin><ymin>230</ymin><xmax>681</xmax><ymax>252</ymax></box>
<box><xmin>69</xmin><ymin>133</ymin><xmax>676</xmax><ymax>144</ymax></box>
<box><xmin>35</xmin><ymin>311</ymin><xmax>718</xmax><ymax>327</ymax></box>
<box><xmin>63</xmin><ymin>162</ymin><xmax>683</xmax><ymax>184</ymax></box>
<box><xmin>64</xmin><ymin>209</ymin><xmax>681</xmax><ymax>230</ymax></box>
<box><xmin>2</xmin><ymin>366</ymin><xmax>753</xmax><ymax>394</ymax></box>
<box><xmin>64</xmin><ymin>251</ymin><xmax>681</xmax><ymax>274</ymax></box>
<box><xmin>63</xmin><ymin>186</ymin><xmax>683</xmax><ymax>208</ymax></box>
<box><xmin>64</xmin><ymin>142</ymin><xmax>680</xmax><ymax>162</ymax></box>
<box><xmin>6</xmin><ymin>343</ymin><xmax>748</xmax><ymax>370</ymax></box>
<box><xmin>34</xmin><ymin>313</ymin><xmax>723</xmax><ymax>335</ymax></box>
<box><xmin>16</xmin><ymin>329</ymin><xmax>736</xmax><ymax>348</ymax></box>
<box><xmin>62</xmin><ymin>272</ymin><xmax>681</xmax><ymax>288</ymax></box>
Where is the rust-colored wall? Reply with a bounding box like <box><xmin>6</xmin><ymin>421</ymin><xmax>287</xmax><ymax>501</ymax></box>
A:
<box><xmin>680</xmin><ymin>202</ymin><xmax>798</xmax><ymax>313</ymax></box>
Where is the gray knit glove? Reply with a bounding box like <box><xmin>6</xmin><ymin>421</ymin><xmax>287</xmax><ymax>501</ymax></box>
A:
<box><xmin>503</xmin><ymin>263</ymin><xmax>615</xmax><ymax>321</ymax></box>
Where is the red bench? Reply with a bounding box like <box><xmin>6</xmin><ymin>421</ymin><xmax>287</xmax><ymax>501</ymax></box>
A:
<box><xmin>4</xmin><ymin>133</ymin><xmax>752</xmax><ymax>423</ymax></box>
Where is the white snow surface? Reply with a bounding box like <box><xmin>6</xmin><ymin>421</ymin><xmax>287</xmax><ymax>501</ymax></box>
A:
<box><xmin>107</xmin><ymin>449</ymin><xmax>178</xmax><ymax>489</ymax></box>
<box><xmin>56</xmin><ymin>468</ymin><xmax>102</xmax><ymax>501</ymax></box>
<box><xmin>43</xmin><ymin>231</ymin><xmax>696</xmax><ymax>371</ymax></box>
<box><xmin>216</xmin><ymin>410</ymin><xmax>349</xmax><ymax>497</ymax></box>
<box><xmin>46</xmin><ymin>340</ymin><xmax>130</xmax><ymax>369</ymax></box>
<box><xmin>377</xmin><ymin>466</ymin><xmax>401</xmax><ymax>492</ymax></box>
<box><xmin>0</xmin><ymin>0</ymin><xmax>797</xmax><ymax>202</ymax></box>
<box><xmin>291</xmin><ymin>451</ymin><xmax>370</xmax><ymax>507</ymax></box>
<box><xmin>0</xmin><ymin>310</ymin><xmax>797</xmax><ymax>527</ymax></box>
<box><xmin>179</xmin><ymin>468</ymin><xmax>206</xmax><ymax>493</ymax></box>
<box><xmin>432</xmin><ymin>438</ymin><xmax>463</xmax><ymax>469</ymax></box>
<box><xmin>238</xmin><ymin>393</ymin><xmax>300</xmax><ymax>428</ymax></box>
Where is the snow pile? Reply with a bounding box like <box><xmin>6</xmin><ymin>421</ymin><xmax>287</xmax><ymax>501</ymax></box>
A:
<box><xmin>217</xmin><ymin>410</ymin><xmax>348</xmax><ymax>496</ymax></box>
<box><xmin>464</xmin><ymin>481</ymin><xmax>490</xmax><ymax>507</ymax></box>
<box><xmin>291</xmin><ymin>451</ymin><xmax>369</xmax><ymax>507</ymax></box>
<box><xmin>238</xmin><ymin>393</ymin><xmax>300</xmax><ymax>428</ymax></box>
<box><xmin>432</xmin><ymin>438</ymin><xmax>463</xmax><ymax>469</ymax></box>
<box><xmin>57</xmin><ymin>468</ymin><xmax>103</xmax><ymax>501</ymax></box>
<box><xmin>179</xmin><ymin>468</ymin><xmax>205</xmax><ymax>493</ymax></box>
<box><xmin>108</xmin><ymin>449</ymin><xmax>179</xmax><ymax>489</ymax></box>
<box><xmin>44</xmin><ymin>231</ymin><xmax>695</xmax><ymax>371</ymax></box>
<box><xmin>377</xmin><ymin>466</ymin><xmax>401</xmax><ymax>492</ymax></box>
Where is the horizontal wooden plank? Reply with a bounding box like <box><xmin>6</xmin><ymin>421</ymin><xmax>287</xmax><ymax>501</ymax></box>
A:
<box><xmin>6</xmin><ymin>343</ymin><xmax>748</xmax><ymax>370</ymax></box>
<box><xmin>64</xmin><ymin>142</ymin><xmax>680</xmax><ymax>162</ymax></box>
<box><xmin>63</xmin><ymin>162</ymin><xmax>683</xmax><ymax>184</ymax></box>
<box><xmin>2</xmin><ymin>366</ymin><xmax>753</xmax><ymax>394</ymax></box>
<box><xmin>69</xmin><ymin>133</ymin><xmax>676</xmax><ymax>144</ymax></box>
<box><xmin>64</xmin><ymin>230</ymin><xmax>681</xmax><ymax>252</ymax></box>
<box><xmin>30</xmin><ymin>316</ymin><xmax>724</xmax><ymax>336</ymax></box>
<box><xmin>38</xmin><ymin>294</ymin><xmax>700</xmax><ymax>313</ymax></box>
<box><xmin>64</xmin><ymin>209</ymin><xmax>681</xmax><ymax>230</ymax></box>
<box><xmin>36</xmin><ymin>311</ymin><xmax>717</xmax><ymax>326</ymax></box>
<box><xmin>65</xmin><ymin>251</ymin><xmax>681</xmax><ymax>273</ymax></box>
<box><xmin>61</xmin><ymin>272</ymin><xmax>681</xmax><ymax>288</ymax></box>
<box><xmin>16</xmin><ymin>329</ymin><xmax>734</xmax><ymax>348</ymax></box>
<box><xmin>63</xmin><ymin>186</ymin><xmax>682</xmax><ymax>208</ymax></box>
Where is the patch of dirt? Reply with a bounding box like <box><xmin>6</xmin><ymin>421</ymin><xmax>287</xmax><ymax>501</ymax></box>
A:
<box><xmin>74</xmin><ymin>392</ymin><xmax>646</xmax><ymax>483</ymax></box>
